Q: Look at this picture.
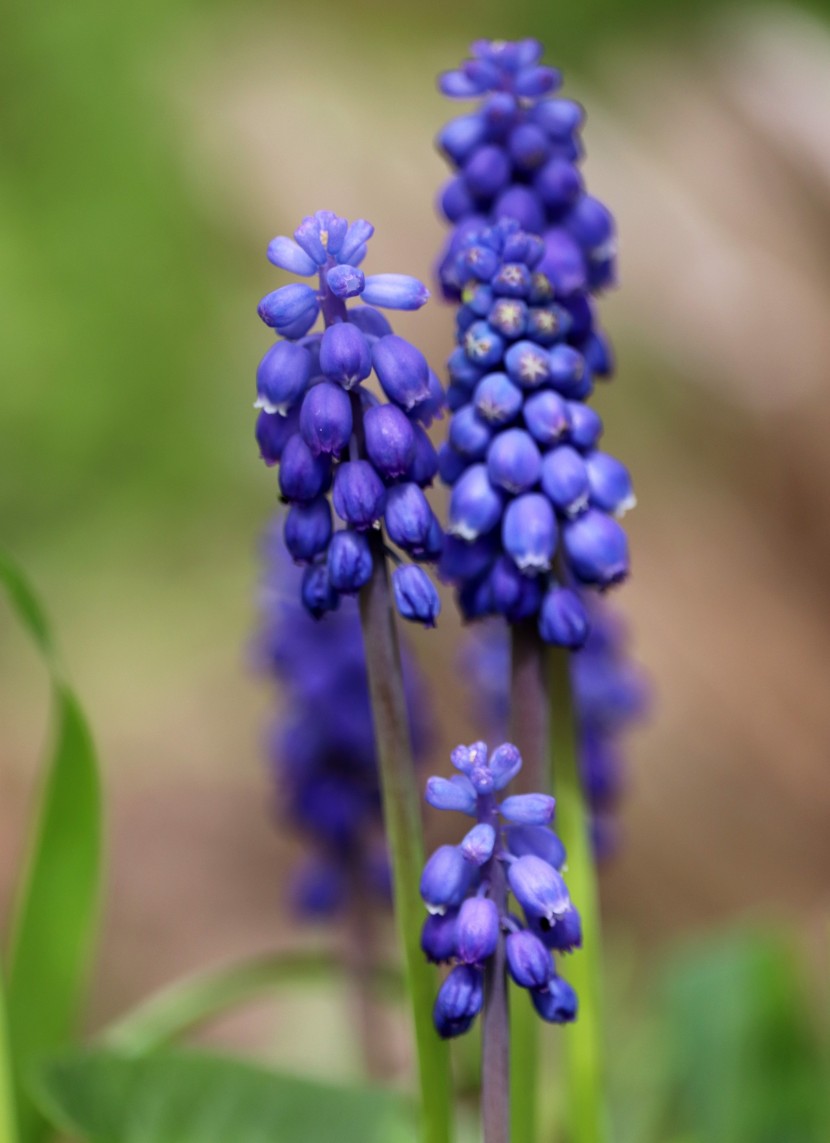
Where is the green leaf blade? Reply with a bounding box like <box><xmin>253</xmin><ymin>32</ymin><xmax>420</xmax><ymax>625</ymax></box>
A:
<box><xmin>35</xmin><ymin>1048</ymin><xmax>415</xmax><ymax>1143</ymax></box>
<box><xmin>1</xmin><ymin>554</ymin><xmax>103</xmax><ymax>1143</ymax></box>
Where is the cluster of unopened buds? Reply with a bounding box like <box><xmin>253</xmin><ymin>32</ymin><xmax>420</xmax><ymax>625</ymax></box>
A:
<box><xmin>420</xmin><ymin>742</ymin><xmax>579</xmax><ymax>1037</ymax></box>
<box><xmin>438</xmin><ymin>219</ymin><xmax>634</xmax><ymax>646</ymax></box>
<box><xmin>437</xmin><ymin>38</ymin><xmax>615</xmax><ymax>298</ymax></box>
<box><xmin>255</xmin><ymin>210</ymin><xmax>444</xmax><ymax>625</ymax></box>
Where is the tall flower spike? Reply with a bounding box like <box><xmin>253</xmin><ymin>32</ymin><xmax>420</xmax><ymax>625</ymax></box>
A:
<box><xmin>254</xmin><ymin>525</ymin><xmax>431</xmax><ymax>916</ymax></box>
<box><xmin>438</xmin><ymin>218</ymin><xmax>632</xmax><ymax>647</ymax></box>
<box><xmin>421</xmin><ymin>740</ymin><xmax>580</xmax><ymax>1038</ymax></box>
<box><xmin>436</xmin><ymin>40</ymin><xmax>615</xmax><ymax>301</ymax></box>
<box><xmin>255</xmin><ymin>210</ymin><xmax>445</xmax><ymax>625</ymax></box>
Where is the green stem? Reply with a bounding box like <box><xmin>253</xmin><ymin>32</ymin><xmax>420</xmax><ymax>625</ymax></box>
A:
<box><xmin>101</xmin><ymin>949</ymin><xmax>401</xmax><ymax>1056</ymax></box>
<box><xmin>0</xmin><ymin>973</ymin><xmax>19</xmax><ymax>1143</ymax></box>
<box><xmin>548</xmin><ymin>646</ymin><xmax>608</xmax><ymax>1143</ymax></box>
<box><xmin>359</xmin><ymin>536</ymin><xmax>452</xmax><ymax>1143</ymax></box>
<box><xmin>507</xmin><ymin>621</ymin><xmax>549</xmax><ymax>1143</ymax></box>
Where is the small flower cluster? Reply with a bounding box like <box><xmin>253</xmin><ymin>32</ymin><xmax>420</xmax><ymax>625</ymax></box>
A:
<box><xmin>256</xmin><ymin>526</ymin><xmax>431</xmax><ymax>915</ymax></box>
<box><xmin>463</xmin><ymin>606</ymin><xmax>646</xmax><ymax>858</ymax></box>
<box><xmin>256</xmin><ymin>210</ymin><xmax>444</xmax><ymax>626</ymax></box>
<box><xmin>420</xmin><ymin>741</ymin><xmax>579</xmax><ymax>1038</ymax></box>
<box><xmin>438</xmin><ymin>219</ymin><xmax>633</xmax><ymax>645</ymax></box>
<box><xmin>436</xmin><ymin>38</ymin><xmax>615</xmax><ymax>300</ymax></box>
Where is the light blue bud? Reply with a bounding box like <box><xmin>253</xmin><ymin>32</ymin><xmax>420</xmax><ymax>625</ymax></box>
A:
<box><xmin>506</xmin><ymin>929</ymin><xmax>553</xmax><ymax>990</ymax></box>
<box><xmin>319</xmin><ymin>323</ymin><xmax>371</xmax><ymax>388</ymax></box>
<box><xmin>372</xmin><ymin>335</ymin><xmax>431</xmax><ymax>411</ymax></box>
<box><xmin>426</xmin><ymin>775</ymin><xmax>477</xmax><ymax>815</ymax></box>
<box><xmin>361</xmin><ymin>274</ymin><xmax>430</xmax><ymax>311</ymax></box>
<box><xmin>326</xmin><ymin>264</ymin><xmax>365</xmax><ymax>299</ymax></box>
<box><xmin>508</xmin><ymin>855</ymin><xmax>571</xmax><ymax>923</ymax></box>
<box><xmin>392</xmin><ymin>565</ymin><xmax>441</xmax><ymax>627</ymax></box>
<box><xmin>266</xmin><ymin>235</ymin><xmax>317</xmax><ymax>276</ymax></box>
<box><xmin>538</xmin><ymin>586</ymin><xmax>589</xmax><ymax>648</ymax></box>
<box><xmin>338</xmin><ymin>219</ymin><xmax>374</xmax><ymax>265</ymax></box>
<box><xmin>257</xmin><ymin>283</ymin><xmax>319</xmax><ymax>335</ymax></box>
<box><xmin>563</xmin><ymin>510</ymin><xmax>629</xmax><ymax>587</ymax></box>
<box><xmin>364</xmin><ymin>405</ymin><xmax>415</xmax><ymax>478</ymax></box>
<box><xmin>457</xmin><ymin>897</ymin><xmax>500</xmax><ymax>965</ymax></box>
<box><xmin>283</xmin><ymin>497</ymin><xmax>332</xmax><ymax>564</ymax></box>
<box><xmin>255</xmin><ymin>340</ymin><xmax>313</xmax><ymax>415</ymax></box>
<box><xmin>299</xmin><ymin>381</ymin><xmax>353</xmax><ymax>457</ymax></box>
<box><xmin>499</xmin><ymin>794</ymin><xmax>556</xmax><ymax>827</ymax></box>
<box><xmin>420</xmin><ymin>845</ymin><xmax>475</xmax><ymax>914</ymax></box>
<box><xmin>332</xmin><ymin>460</ymin><xmax>386</xmax><ymax>530</ymax></box>
<box><xmin>488</xmin><ymin>743</ymin><xmax>522</xmax><ymax>790</ymax></box>
<box><xmin>448</xmin><ymin>463</ymin><xmax>504</xmax><ymax>541</ymax></box>
<box><xmin>530</xmin><ymin>976</ymin><xmax>577</xmax><ymax>1023</ymax></box>
<box><xmin>326</xmin><ymin>529</ymin><xmax>373</xmax><ymax>593</ymax></box>
<box><xmin>502</xmin><ymin>493</ymin><xmax>557</xmax><ymax>572</ymax></box>
<box><xmin>459</xmin><ymin>823</ymin><xmax>496</xmax><ymax>866</ymax></box>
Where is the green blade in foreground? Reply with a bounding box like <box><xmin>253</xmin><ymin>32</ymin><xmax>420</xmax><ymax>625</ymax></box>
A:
<box><xmin>1</xmin><ymin>554</ymin><xmax>103</xmax><ymax>1143</ymax></box>
<box><xmin>0</xmin><ymin>970</ymin><xmax>19</xmax><ymax>1143</ymax></box>
<box><xmin>34</xmin><ymin>1047</ymin><xmax>415</xmax><ymax>1143</ymax></box>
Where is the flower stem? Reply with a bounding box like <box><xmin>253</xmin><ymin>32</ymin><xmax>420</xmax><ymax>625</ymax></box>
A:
<box><xmin>345</xmin><ymin>866</ymin><xmax>394</xmax><ymax>1080</ymax></box>
<box><xmin>480</xmin><ymin>791</ymin><xmax>510</xmax><ymax>1143</ymax></box>
<box><xmin>548</xmin><ymin>645</ymin><xmax>608</xmax><ymax>1143</ymax></box>
<box><xmin>507</xmin><ymin>621</ymin><xmax>549</xmax><ymax>1143</ymax></box>
<box><xmin>0</xmin><ymin>972</ymin><xmax>19</xmax><ymax>1143</ymax></box>
<box><xmin>359</xmin><ymin>532</ymin><xmax>452</xmax><ymax>1143</ymax></box>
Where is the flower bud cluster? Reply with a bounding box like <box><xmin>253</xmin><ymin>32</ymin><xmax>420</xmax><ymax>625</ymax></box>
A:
<box><xmin>438</xmin><ymin>219</ymin><xmax>633</xmax><ymax>645</ymax></box>
<box><xmin>436</xmin><ymin>38</ymin><xmax>615</xmax><ymax>301</ymax></box>
<box><xmin>256</xmin><ymin>210</ymin><xmax>444</xmax><ymax>626</ymax></box>
<box><xmin>420</xmin><ymin>741</ymin><xmax>579</xmax><ymax>1038</ymax></box>
<box><xmin>255</xmin><ymin>526</ymin><xmax>431</xmax><ymax>916</ymax></box>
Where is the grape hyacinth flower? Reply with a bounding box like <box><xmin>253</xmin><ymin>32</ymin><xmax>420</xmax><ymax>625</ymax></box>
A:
<box><xmin>436</xmin><ymin>38</ymin><xmax>616</xmax><ymax>300</ymax></box>
<box><xmin>438</xmin><ymin>218</ymin><xmax>633</xmax><ymax>646</ymax></box>
<box><xmin>420</xmin><ymin>741</ymin><xmax>579</xmax><ymax>1038</ymax></box>
<box><xmin>256</xmin><ymin>210</ymin><xmax>444</xmax><ymax>626</ymax></box>
<box><xmin>255</xmin><ymin>524</ymin><xmax>431</xmax><ymax>916</ymax></box>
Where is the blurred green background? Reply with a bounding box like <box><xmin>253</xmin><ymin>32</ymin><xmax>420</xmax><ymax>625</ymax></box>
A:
<box><xmin>3</xmin><ymin>0</ymin><xmax>830</xmax><ymax>1137</ymax></box>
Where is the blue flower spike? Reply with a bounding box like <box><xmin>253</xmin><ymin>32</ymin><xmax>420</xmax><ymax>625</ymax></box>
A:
<box><xmin>421</xmin><ymin>741</ymin><xmax>579</xmax><ymax>1036</ymax></box>
<box><xmin>436</xmin><ymin>41</ymin><xmax>634</xmax><ymax>647</ymax></box>
<box><xmin>255</xmin><ymin>210</ymin><xmax>445</xmax><ymax>624</ymax></box>
<box><xmin>438</xmin><ymin>216</ymin><xmax>633</xmax><ymax>644</ymax></box>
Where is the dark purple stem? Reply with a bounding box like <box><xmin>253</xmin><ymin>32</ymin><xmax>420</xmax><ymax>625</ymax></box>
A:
<box><xmin>478</xmin><ymin>793</ymin><xmax>509</xmax><ymax>1143</ymax></box>
<box><xmin>509</xmin><ymin>619</ymin><xmax>549</xmax><ymax>793</ymax></box>
<box><xmin>508</xmin><ymin>620</ymin><xmax>548</xmax><ymax>1143</ymax></box>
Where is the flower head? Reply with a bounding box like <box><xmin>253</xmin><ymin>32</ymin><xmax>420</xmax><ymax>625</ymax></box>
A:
<box><xmin>438</xmin><ymin>219</ymin><xmax>632</xmax><ymax>643</ymax></box>
<box><xmin>421</xmin><ymin>741</ymin><xmax>579</xmax><ymax>1037</ymax></box>
<box><xmin>255</xmin><ymin>211</ymin><xmax>444</xmax><ymax>625</ymax></box>
<box><xmin>436</xmin><ymin>41</ymin><xmax>615</xmax><ymax>300</ymax></box>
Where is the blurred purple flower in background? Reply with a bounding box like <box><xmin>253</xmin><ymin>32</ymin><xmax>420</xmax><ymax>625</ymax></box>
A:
<box><xmin>254</xmin><ymin>524</ymin><xmax>432</xmax><ymax>916</ymax></box>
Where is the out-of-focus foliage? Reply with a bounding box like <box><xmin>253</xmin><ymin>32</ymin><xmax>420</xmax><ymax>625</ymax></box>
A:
<box><xmin>610</xmin><ymin>928</ymin><xmax>830</xmax><ymax>1143</ymax></box>
<box><xmin>34</xmin><ymin>1047</ymin><xmax>413</xmax><ymax>1143</ymax></box>
<box><xmin>0</xmin><ymin>555</ymin><xmax>102</xmax><ymax>1143</ymax></box>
